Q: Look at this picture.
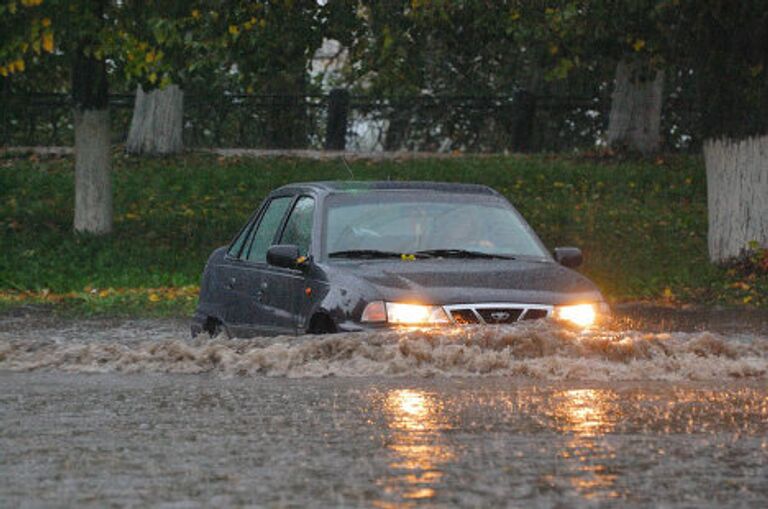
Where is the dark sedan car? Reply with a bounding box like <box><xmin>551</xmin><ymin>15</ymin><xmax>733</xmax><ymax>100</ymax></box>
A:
<box><xmin>192</xmin><ymin>181</ymin><xmax>608</xmax><ymax>338</ymax></box>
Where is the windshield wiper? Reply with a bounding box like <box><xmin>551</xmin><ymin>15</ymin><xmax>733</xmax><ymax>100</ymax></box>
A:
<box><xmin>414</xmin><ymin>249</ymin><xmax>514</xmax><ymax>260</ymax></box>
<box><xmin>328</xmin><ymin>249</ymin><xmax>417</xmax><ymax>259</ymax></box>
<box><xmin>328</xmin><ymin>249</ymin><xmax>511</xmax><ymax>260</ymax></box>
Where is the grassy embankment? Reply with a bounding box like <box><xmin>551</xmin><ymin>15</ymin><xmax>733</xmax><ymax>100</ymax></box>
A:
<box><xmin>1</xmin><ymin>152</ymin><xmax>766</xmax><ymax>316</ymax></box>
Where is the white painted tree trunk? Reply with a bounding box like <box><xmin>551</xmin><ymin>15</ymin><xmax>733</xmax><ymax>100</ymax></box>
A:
<box><xmin>74</xmin><ymin>109</ymin><xmax>112</xmax><ymax>234</ymax></box>
<box><xmin>126</xmin><ymin>84</ymin><xmax>184</xmax><ymax>155</ymax></box>
<box><xmin>606</xmin><ymin>59</ymin><xmax>664</xmax><ymax>155</ymax></box>
<box><xmin>704</xmin><ymin>136</ymin><xmax>768</xmax><ymax>263</ymax></box>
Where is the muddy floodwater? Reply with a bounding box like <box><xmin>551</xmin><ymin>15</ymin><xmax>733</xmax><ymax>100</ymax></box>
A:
<box><xmin>1</xmin><ymin>307</ymin><xmax>767</xmax><ymax>507</ymax></box>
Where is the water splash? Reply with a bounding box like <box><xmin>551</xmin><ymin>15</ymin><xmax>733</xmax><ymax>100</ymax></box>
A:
<box><xmin>1</xmin><ymin>321</ymin><xmax>766</xmax><ymax>380</ymax></box>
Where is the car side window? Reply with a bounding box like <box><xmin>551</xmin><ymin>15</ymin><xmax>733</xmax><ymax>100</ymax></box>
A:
<box><xmin>227</xmin><ymin>224</ymin><xmax>250</xmax><ymax>258</ymax></box>
<box><xmin>227</xmin><ymin>207</ymin><xmax>261</xmax><ymax>258</ymax></box>
<box><xmin>242</xmin><ymin>196</ymin><xmax>292</xmax><ymax>262</ymax></box>
<box><xmin>279</xmin><ymin>196</ymin><xmax>315</xmax><ymax>256</ymax></box>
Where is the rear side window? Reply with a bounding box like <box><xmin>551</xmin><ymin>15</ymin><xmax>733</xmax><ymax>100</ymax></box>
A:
<box><xmin>227</xmin><ymin>225</ymin><xmax>249</xmax><ymax>258</ymax></box>
<box><xmin>242</xmin><ymin>197</ymin><xmax>292</xmax><ymax>262</ymax></box>
<box><xmin>279</xmin><ymin>196</ymin><xmax>315</xmax><ymax>256</ymax></box>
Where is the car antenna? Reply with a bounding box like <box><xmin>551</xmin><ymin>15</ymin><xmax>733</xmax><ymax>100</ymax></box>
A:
<box><xmin>341</xmin><ymin>155</ymin><xmax>354</xmax><ymax>180</ymax></box>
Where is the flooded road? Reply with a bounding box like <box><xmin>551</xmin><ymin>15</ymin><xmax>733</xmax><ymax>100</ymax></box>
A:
<box><xmin>1</xmin><ymin>308</ymin><xmax>767</xmax><ymax>507</ymax></box>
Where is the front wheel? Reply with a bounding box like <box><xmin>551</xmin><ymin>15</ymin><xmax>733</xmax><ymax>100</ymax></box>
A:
<box><xmin>307</xmin><ymin>314</ymin><xmax>337</xmax><ymax>334</ymax></box>
<box><xmin>203</xmin><ymin>317</ymin><xmax>231</xmax><ymax>339</ymax></box>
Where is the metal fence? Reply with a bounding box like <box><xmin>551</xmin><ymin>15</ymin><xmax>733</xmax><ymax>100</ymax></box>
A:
<box><xmin>0</xmin><ymin>88</ymin><xmax>696</xmax><ymax>152</ymax></box>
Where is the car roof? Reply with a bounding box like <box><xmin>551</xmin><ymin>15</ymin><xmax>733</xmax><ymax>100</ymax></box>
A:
<box><xmin>273</xmin><ymin>181</ymin><xmax>501</xmax><ymax>197</ymax></box>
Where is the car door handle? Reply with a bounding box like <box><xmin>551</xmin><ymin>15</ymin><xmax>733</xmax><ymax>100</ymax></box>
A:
<box><xmin>226</xmin><ymin>277</ymin><xmax>236</xmax><ymax>290</ymax></box>
<box><xmin>257</xmin><ymin>281</ymin><xmax>268</xmax><ymax>302</ymax></box>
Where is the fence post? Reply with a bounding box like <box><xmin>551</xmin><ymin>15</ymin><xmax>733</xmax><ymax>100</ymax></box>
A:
<box><xmin>511</xmin><ymin>89</ymin><xmax>536</xmax><ymax>152</ymax></box>
<box><xmin>325</xmin><ymin>88</ymin><xmax>349</xmax><ymax>150</ymax></box>
<box><xmin>0</xmin><ymin>80</ymin><xmax>6</xmax><ymax>146</ymax></box>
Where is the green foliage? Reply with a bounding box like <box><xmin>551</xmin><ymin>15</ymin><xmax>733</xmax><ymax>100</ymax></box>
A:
<box><xmin>1</xmin><ymin>1</ymin><xmax>358</xmax><ymax>93</ymax></box>
<box><xmin>3</xmin><ymin>0</ymin><xmax>763</xmax><ymax>142</ymax></box>
<box><xmin>534</xmin><ymin>1</ymin><xmax>667</xmax><ymax>78</ymax></box>
<box><xmin>1</xmin><ymin>152</ymin><xmax>765</xmax><ymax>315</ymax></box>
<box><xmin>347</xmin><ymin>1</ymin><xmax>661</xmax><ymax>96</ymax></box>
<box><xmin>655</xmin><ymin>0</ymin><xmax>768</xmax><ymax>138</ymax></box>
<box><xmin>349</xmin><ymin>1</ymin><xmax>535</xmax><ymax>95</ymax></box>
<box><xmin>1</xmin><ymin>0</ymin><xmax>178</xmax><ymax>96</ymax></box>
<box><xmin>0</xmin><ymin>0</ymin><xmax>56</xmax><ymax>77</ymax></box>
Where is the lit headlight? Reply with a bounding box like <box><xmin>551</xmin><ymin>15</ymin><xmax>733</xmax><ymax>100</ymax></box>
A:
<box><xmin>361</xmin><ymin>301</ymin><xmax>450</xmax><ymax>325</ymax></box>
<box><xmin>387</xmin><ymin>302</ymin><xmax>450</xmax><ymax>325</ymax></box>
<box><xmin>554</xmin><ymin>304</ymin><xmax>597</xmax><ymax>327</ymax></box>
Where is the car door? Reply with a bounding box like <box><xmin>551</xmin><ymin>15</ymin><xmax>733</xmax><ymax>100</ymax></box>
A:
<box><xmin>221</xmin><ymin>195</ymin><xmax>293</xmax><ymax>336</ymax></box>
<box><xmin>260</xmin><ymin>195</ymin><xmax>316</xmax><ymax>334</ymax></box>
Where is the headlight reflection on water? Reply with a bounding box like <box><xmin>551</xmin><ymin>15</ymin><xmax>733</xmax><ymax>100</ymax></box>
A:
<box><xmin>390</xmin><ymin>390</ymin><xmax>431</xmax><ymax>430</ymax></box>
<box><xmin>552</xmin><ymin>389</ymin><xmax>621</xmax><ymax>499</ymax></box>
<box><xmin>375</xmin><ymin>389</ymin><xmax>454</xmax><ymax>505</ymax></box>
<box><xmin>369</xmin><ymin>385</ymin><xmax>768</xmax><ymax>506</ymax></box>
<box><xmin>377</xmin><ymin>387</ymin><xmax>622</xmax><ymax>502</ymax></box>
<box><xmin>554</xmin><ymin>388</ymin><xmax>618</xmax><ymax>436</ymax></box>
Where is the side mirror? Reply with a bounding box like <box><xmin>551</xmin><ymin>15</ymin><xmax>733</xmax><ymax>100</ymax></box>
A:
<box><xmin>554</xmin><ymin>247</ymin><xmax>583</xmax><ymax>268</ymax></box>
<box><xmin>267</xmin><ymin>244</ymin><xmax>305</xmax><ymax>270</ymax></box>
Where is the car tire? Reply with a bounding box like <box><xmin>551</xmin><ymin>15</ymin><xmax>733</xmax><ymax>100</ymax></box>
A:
<box><xmin>203</xmin><ymin>317</ymin><xmax>231</xmax><ymax>339</ymax></box>
<box><xmin>308</xmin><ymin>313</ymin><xmax>336</xmax><ymax>335</ymax></box>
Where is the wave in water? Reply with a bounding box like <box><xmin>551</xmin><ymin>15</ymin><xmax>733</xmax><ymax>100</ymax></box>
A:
<box><xmin>1</xmin><ymin>322</ymin><xmax>767</xmax><ymax>380</ymax></box>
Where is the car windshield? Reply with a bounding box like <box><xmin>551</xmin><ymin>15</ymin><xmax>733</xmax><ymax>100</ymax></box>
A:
<box><xmin>324</xmin><ymin>192</ymin><xmax>548</xmax><ymax>259</ymax></box>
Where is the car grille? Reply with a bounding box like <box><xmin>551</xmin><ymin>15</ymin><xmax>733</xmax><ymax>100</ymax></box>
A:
<box><xmin>444</xmin><ymin>304</ymin><xmax>552</xmax><ymax>325</ymax></box>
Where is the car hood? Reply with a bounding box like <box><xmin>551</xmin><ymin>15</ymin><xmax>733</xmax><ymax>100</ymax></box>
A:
<box><xmin>325</xmin><ymin>259</ymin><xmax>603</xmax><ymax>306</ymax></box>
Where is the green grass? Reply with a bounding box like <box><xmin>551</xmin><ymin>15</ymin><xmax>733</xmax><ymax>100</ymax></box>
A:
<box><xmin>1</xmin><ymin>151</ymin><xmax>765</xmax><ymax>316</ymax></box>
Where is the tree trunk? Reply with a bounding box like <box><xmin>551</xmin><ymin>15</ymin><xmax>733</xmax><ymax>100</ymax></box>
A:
<box><xmin>74</xmin><ymin>109</ymin><xmax>112</xmax><ymax>234</ymax></box>
<box><xmin>607</xmin><ymin>59</ymin><xmax>664</xmax><ymax>155</ymax></box>
<box><xmin>704</xmin><ymin>135</ymin><xmax>768</xmax><ymax>263</ymax></box>
<box><xmin>72</xmin><ymin>16</ymin><xmax>112</xmax><ymax>235</ymax></box>
<box><xmin>126</xmin><ymin>84</ymin><xmax>184</xmax><ymax>155</ymax></box>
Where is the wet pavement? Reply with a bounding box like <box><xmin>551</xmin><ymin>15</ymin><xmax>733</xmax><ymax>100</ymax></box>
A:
<box><xmin>1</xmin><ymin>308</ymin><xmax>767</xmax><ymax>507</ymax></box>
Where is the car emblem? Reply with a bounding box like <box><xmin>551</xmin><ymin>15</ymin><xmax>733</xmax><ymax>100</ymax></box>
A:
<box><xmin>490</xmin><ymin>311</ymin><xmax>510</xmax><ymax>322</ymax></box>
